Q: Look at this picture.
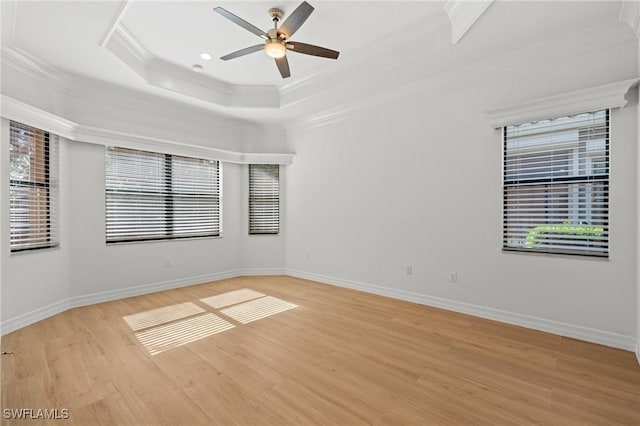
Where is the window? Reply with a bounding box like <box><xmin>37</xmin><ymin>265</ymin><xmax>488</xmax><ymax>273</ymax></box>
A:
<box><xmin>9</xmin><ymin>121</ymin><xmax>59</xmax><ymax>252</ymax></box>
<box><xmin>105</xmin><ymin>147</ymin><xmax>220</xmax><ymax>243</ymax></box>
<box><xmin>249</xmin><ymin>164</ymin><xmax>279</xmax><ymax>235</ymax></box>
<box><xmin>503</xmin><ymin>110</ymin><xmax>609</xmax><ymax>257</ymax></box>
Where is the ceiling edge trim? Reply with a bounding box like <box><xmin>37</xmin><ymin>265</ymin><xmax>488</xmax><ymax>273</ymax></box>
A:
<box><xmin>1</xmin><ymin>95</ymin><xmax>76</xmax><ymax>139</ymax></box>
<box><xmin>98</xmin><ymin>0</ymin><xmax>130</xmax><ymax>47</ymax></box>
<box><xmin>1</xmin><ymin>46</ymin><xmax>70</xmax><ymax>89</ymax></box>
<box><xmin>237</xmin><ymin>153</ymin><xmax>295</xmax><ymax>165</ymax></box>
<box><xmin>279</xmin><ymin>14</ymin><xmax>447</xmax><ymax>104</ymax></box>
<box><xmin>1</xmin><ymin>95</ymin><xmax>294</xmax><ymax>164</ymax></box>
<box><xmin>620</xmin><ymin>0</ymin><xmax>640</xmax><ymax>39</ymax></box>
<box><xmin>485</xmin><ymin>77</ymin><xmax>640</xmax><ymax>128</ymax></box>
<box><xmin>443</xmin><ymin>0</ymin><xmax>493</xmax><ymax>44</ymax></box>
<box><xmin>74</xmin><ymin>125</ymin><xmax>294</xmax><ymax>164</ymax></box>
<box><xmin>104</xmin><ymin>25</ymin><xmax>280</xmax><ymax>109</ymax></box>
<box><xmin>291</xmin><ymin>24</ymin><xmax>635</xmax><ymax>132</ymax></box>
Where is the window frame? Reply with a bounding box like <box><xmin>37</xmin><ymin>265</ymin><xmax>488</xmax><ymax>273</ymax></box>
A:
<box><xmin>105</xmin><ymin>147</ymin><xmax>221</xmax><ymax>244</ymax></box>
<box><xmin>9</xmin><ymin>121</ymin><xmax>59</xmax><ymax>253</ymax></box>
<box><xmin>502</xmin><ymin>109</ymin><xmax>610</xmax><ymax>258</ymax></box>
<box><xmin>248</xmin><ymin>164</ymin><xmax>280</xmax><ymax>236</ymax></box>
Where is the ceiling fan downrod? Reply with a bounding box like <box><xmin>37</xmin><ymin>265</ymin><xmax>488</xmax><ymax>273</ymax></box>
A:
<box><xmin>269</xmin><ymin>8</ymin><xmax>284</xmax><ymax>30</ymax></box>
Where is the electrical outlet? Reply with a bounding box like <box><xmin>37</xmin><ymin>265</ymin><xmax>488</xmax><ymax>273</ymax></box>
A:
<box><xmin>450</xmin><ymin>272</ymin><xmax>458</xmax><ymax>283</ymax></box>
<box><xmin>406</xmin><ymin>266</ymin><xmax>413</xmax><ymax>275</ymax></box>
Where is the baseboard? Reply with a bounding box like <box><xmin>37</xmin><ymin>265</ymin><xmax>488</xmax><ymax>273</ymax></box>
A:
<box><xmin>1</xmin><ymin>268</ymin><xmax>277</xmax><ymax>336</ymax></box>
<box><xmin>287</xmin><ymin>269</ymin><xmax>637</xmax><ymax>351</ymax></box>
<box><xmin>636</xmin><ymin>342</ymin><xmax>640</xmax><ymax>365</ymax></box>
<box><xmin>1</xmin><ymin>298</ymin><xmax>70</xmax><ymax>336</ymax></box>
<box><xmin>68</xmin><ymin>269</ymin><xmax>241</xmax><ymax>309</ymax></box>
<box><xmin>239</xmin><ymin>267</ymin><xmax>288</xmax><ymax>276</ymax></box>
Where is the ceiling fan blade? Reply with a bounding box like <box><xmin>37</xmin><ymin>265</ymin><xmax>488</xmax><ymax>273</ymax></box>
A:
<box><xmin>279</xmin><ymin>1</ymin><xmax>314</xmax><ymax>39</ymax></box>
<box><xmin>275</xmin><ymin>56</ymin><xmax>291</xmax><ymax>79</ymax></box>
<box><xmin>286</xmin><ymin>42</ymin><xmax>339</xmax><ymax>59</ymax></box>
<box><xmin>213</xmin><ymin>7</ymin><xmax>268</xmax><ymax>40</ymax></box>
<box><xmin>220</xmin><ymin>44</ymin><xmax>264</xmax><ymax>61</ymax></box>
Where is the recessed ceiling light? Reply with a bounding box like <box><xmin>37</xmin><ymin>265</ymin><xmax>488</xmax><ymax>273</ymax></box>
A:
<box><xmin>200</xmin><ymin>52</ymin><xmax>212</xmax><ymax>61</ymax></box>
<box><xmin>192</xmin><ymin>64</ymin><xmax>203</xmax><ymax>72</ymax></box>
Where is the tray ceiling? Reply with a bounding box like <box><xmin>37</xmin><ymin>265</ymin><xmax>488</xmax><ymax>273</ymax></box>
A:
<box><xmin>1</xmin><ymin>1</ymin><xmax>634</xmax><ymax>122</ymax></box>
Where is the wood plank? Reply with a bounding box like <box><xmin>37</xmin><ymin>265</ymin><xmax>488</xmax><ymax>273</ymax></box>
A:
<box><xmin>1</xmin><ymin>275</ymin><xmax>638</xmax><ymax>425</ymax></box>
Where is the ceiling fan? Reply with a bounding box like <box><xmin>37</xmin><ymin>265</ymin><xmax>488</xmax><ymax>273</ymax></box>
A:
<box><xmin>213</xmin><ymin>1</ymin><xmax>340</xmax><ymax>79</ymax></box>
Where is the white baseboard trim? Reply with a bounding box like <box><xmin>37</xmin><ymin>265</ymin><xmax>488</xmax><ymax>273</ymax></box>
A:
<box><xmin>1</xmin><ymin>268</ymin><xmax>284</xmax><ymax>336</ymax></box>
<box><xmin>1</xmin><ymin>298</ymin><xmax>70</xmax><ymax>336</ymax></box>
<box><xmin>287</xmin><ymin>269</ymin><xmax>637</xmax><ymax>352</ymax></box>
<box><xmin>68</xmin><ymin>270</ymin><xmax>241</xmax><ymax>309</ymax></box>
<box><xmin>636</xmin><ymin>342</ymin><xmax>640</xmax><ymax>365</ymax></box>
<box><xmin>238</xmin><ymin>267</ymin><xmax>287</xmax><ymax>276</ymax></box>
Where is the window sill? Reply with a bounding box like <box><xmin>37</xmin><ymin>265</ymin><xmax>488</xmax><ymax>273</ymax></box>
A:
<box><xmin>10</xmin><ymin>244</ymin><xmax>61</xmax><ymax>256</ymax></box>
<box><xmin>106</xmin><ymin>235</ymin><xmax>223</xmax><ymax>246</ymax></box>
<box><xmin>502</xmin><ymin>247</ymin><xmax>609</xmax><ymax>260</ymax></box>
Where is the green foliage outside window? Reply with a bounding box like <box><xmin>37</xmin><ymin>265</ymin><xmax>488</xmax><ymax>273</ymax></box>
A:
<box><xmin>525</xmin><ymin>223</ymin><xmax>604</xmax><ymax>247</ymax></box>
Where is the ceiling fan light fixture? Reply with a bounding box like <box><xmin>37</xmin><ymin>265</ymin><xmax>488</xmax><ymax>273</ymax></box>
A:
<box><xmin>265</xmin><ymin>40</ymin><xmax>286</xmax><ymax>58</ymax></box>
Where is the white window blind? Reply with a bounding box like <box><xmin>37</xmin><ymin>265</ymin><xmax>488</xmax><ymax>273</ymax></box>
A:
<box><xmin>105</xmin><ymin>147</ymin><xmax>220</xmax><ymax>243</ymax></box>
<box><xmin>9</xmin><ymin>121</ymin><xmax>59</xmax><ymax>252</ymax></box>
<box><xmin>249</xmin><ymin>164</ymin><xmax>279</xmax><ymax>235</ymax></box>
<box><xmin>503</xmin><ymin>109</ymin><xmax>609</xmax><ymax>257</ymax></box>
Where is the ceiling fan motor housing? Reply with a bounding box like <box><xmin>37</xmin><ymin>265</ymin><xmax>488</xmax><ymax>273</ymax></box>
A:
<box><xmin>269</xmin><ymin>8</ymin><xmax>284</xmax><ymax>21</ymax></box>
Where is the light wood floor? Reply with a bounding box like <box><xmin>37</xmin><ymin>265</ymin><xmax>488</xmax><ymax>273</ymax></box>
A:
<box><xmin>2</xmin><ymin>275</ymin><xmax>639</xmax><ymax>425</ymax></box>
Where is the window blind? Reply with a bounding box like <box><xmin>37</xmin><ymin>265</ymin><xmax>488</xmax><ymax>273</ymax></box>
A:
<box><xmin>249</xmin><ymin>164</ymin><xmax>279</xmax><ymax>235</ymax></box>
<box><xmin>9</xmin><ymin>121</ymin><xmax>59</xmax><ymax>252</ymax></box>
<box><xmin>105</xmin><ymin>147</ymin><xmax>220</xmax><ymax>243</ymax></box>
<box><xmin>503</xmin><ymin>109</ymin><xmax>609</xmax><ymax>257</ymax></box>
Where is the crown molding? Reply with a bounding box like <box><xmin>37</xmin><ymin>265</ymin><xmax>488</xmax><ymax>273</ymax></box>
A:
<box><xmin>443</xmin><ymin>0</ymin><xmax>493</xmax><ymax>44</ymax></box>
<box><xmin>74</xmin><ymin>125</ymin><xmax>242</xmax><ymax>163</ymax></box>
<box><xmin>279</xmin><ymin>15</ymin><xmax>447</xmax><ymax>107</ymax></box>
<box><xmin>74</xmin><ymin>126</ymin><xmax>294</xmax><ymax>164</ymax></box>
<box><xmin>238</xmin><ymin>152</ymin><xmax>295</xmax><ymax>165</ymax></box>
<box><xmin>1</xmin><ymin>95</ymin><xmax>76</xmax><ymax>139</ymax></box>
<box><xmin>485</xmin><ymin>77</ymin><xmax>640</xmax><ymax>128</ymax></box>
<box><xmin>1</xmin><ymin>95</ymin><xmax>294</xmax><ymax>164</ymax></box>
<box><xmin>620</xmin><ymin>0</ymin><xmax>640</xmax><ymax>39</ymax></box>
<box><xmin>1</xmin><ymin>46</ymin><xmax>70</xmax><ymax>89</ymax></box>
<box><xmin>98</xmin><ymin>0</ymin><xmax>130</xmax><ymax>47</ymax></box>
<box><xmin>109</xmin><ymin>22</ymin><xmax>152</xmax><ymax>64</ymax></box>
<box><xmin>104</xmin><ymin>24</ymin><xmax>280</xmax><ymax>109</ymax></box>
<box><xmin>292</xmin><ymin>22</ymin><xmax>635</xmax><ymax>132</ymax></box>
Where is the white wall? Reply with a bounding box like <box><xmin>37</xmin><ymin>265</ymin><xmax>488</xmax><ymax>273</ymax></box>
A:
<box><xmin>285</xmin><ymin>36</ymin><xmax>638</xmax><ymax>346</ymax></box>
<box><xmin>66</xmin><ymin>141</ymin><xmax>242</xmax><ymax>301</ymax></box>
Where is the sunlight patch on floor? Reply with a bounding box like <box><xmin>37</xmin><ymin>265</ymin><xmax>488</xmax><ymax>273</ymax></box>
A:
<box><xmin>123</xmin><ymin>302</ymin><xmax>206</xmax><ymax>331</ymax></box>
<box><xmin>200</xmin><ymin>288</ymin><xmax>266</xmax><ymax>309</ymax></box>
<box><xmin>220</xmin><ymin>296</ymin><xmax>297</xmax><ymax>324</ymax></box>
<box><xmin>135</xmin><ymin>313</ymin><xmax>235</xmax><ymax>355</ymax></box>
